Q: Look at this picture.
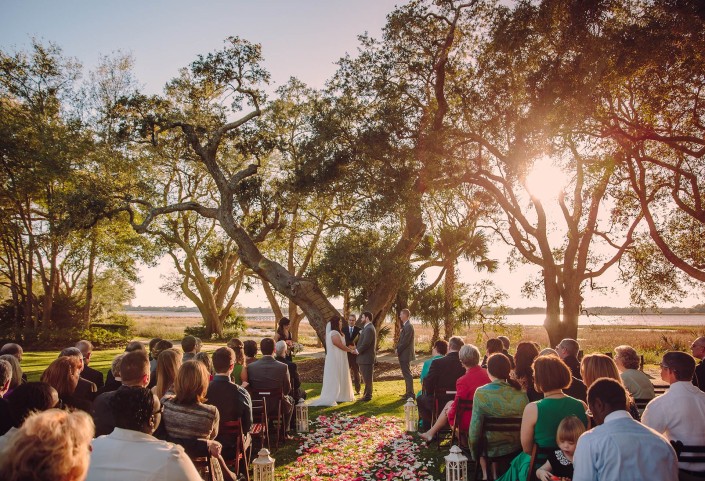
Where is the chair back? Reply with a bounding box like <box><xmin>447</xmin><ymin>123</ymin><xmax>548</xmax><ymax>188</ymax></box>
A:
<box><xmin>432</xmin><ymin>388</ymin><xmax>456</xmax><ymax>420</ymax></box>
<box><xmin>526</xmin><ymin>444</ymin><xmax>556</xmax><ymax>481</ymax></box>
<box><xmin>473</xmin><ymin>416</ymin><xmax>523</xmax><ymax>480</ymax></box>
<box><xmin>221</xmin><ymin>420</ymin><xmax>250</xmax><ymax>481</ymax></box>
<box><xmin>671</xmin><ymin>440</ymin><xmax>705</xmax><ymax>464</ymax></box>
<box><xmin>450</xmin><ymin>398</ymin><xmax>473</xmax><ymax>447</ymax></box>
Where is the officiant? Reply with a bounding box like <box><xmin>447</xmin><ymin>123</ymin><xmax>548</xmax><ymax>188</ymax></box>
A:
<box><xmin>344</xmin><ymin>313</ymin><xmax>362</xmax><ymax>396</ymax></box>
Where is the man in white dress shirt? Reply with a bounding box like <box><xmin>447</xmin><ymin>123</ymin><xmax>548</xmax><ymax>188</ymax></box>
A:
<box><xmin>573</xmin><ymin>378</ymin><xmax>678</xmax><ymax>481</ymax></box>
<box><xmin>86</xmin><ymin>386</ymin><xmax>203</xmax><ymax>481</ymax></box>
<box><xmin>643</xmin><ymin>351</ymin><xmax>705</xmax><ymax>477</ymax></box>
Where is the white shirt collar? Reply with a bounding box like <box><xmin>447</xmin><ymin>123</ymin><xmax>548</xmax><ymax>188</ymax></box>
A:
<box><xmin>108</xmin><ymin>427</ymin><xmax>158</xmax><ymax>443</ymax></box>
<box><xmin>603</xmin><ymin>410</ymin><xmax>632</xmax><ymax>424</ymax></box>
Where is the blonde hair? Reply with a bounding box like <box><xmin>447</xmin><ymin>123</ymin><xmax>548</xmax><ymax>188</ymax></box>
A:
<box><xmin>0</xmin><ymin>408</ymin><xmax>94</xmax><ymax>481</ymax></box>
<box><xmin>155</xmin><ymin>348</ymin><xmax>182</xmax><ymax>399</ymax></box>
<box><xmin>40</xmin><ymin>357</ymin><xmax>81</xmax><ymax>398</ymax></box>
<box><xmin>174</xmin><ymin>360</ymin><xmax>209</xmax><ymax>404</ymax></box>
<box><xmin>556</xmin><ymin>415</ymin><xmax>586</xmax><ymax>444</ymax></box>
<box><xmin>580</xmin><ymin>353</ymin><xmax>621</xmax><ymax>387</ymax></box>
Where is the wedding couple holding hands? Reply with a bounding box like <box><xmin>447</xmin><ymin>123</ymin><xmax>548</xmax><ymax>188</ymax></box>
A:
<box><xmin>311</xmin><ymin>309</ymin><xmax>416</xmax><ymax>406</ymax></box>
<box><xmin>310</xmin><ymin>311</ymin><xmax>377</xmax><ymax>406</ymax></box>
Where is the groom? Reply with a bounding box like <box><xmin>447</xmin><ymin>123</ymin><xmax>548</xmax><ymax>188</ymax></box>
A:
<box><xmin>356</xmin><ymin>311</ymin><xmax>377</xmax><ymax>402</ymax></box>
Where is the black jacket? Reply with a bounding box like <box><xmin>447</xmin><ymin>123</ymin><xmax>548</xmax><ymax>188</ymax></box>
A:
<box><xmin>206</xmin><ymin>375</ymin><xmax>253</xmax><ymax>435</ymax></box>
<box><xmin>81</xmin><ymin>366</ymin><xmax>104</xmax><ymax>389</ymax></box>
<box><xmin>422</xmin><ymin>351</ymin><xmax>466</xmax><ymax>395</ymax></box>
<box><xmin>343</xmin><ymin>325</ymin><xmax>361</xmax><ymax>346</ymax></box>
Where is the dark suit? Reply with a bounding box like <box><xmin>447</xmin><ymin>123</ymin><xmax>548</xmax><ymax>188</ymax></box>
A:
<box><xmin>92</xmin><ymin>386</ymin><xmax>124</xmax><ymax>436</ymax></box>
<box><xmin>564</xmin><ymin>376</ymin><xmax>587</xmax><ymax>402</ymax></box>
<box><xmin>275</xmin><ymin>355</ymin><xmax>304</xmax><ymax>402</ymax></box>
<box><xmin>563</xmin><ymin>355</ymin><xmax>582</xmax><ymax>380</ymax></box>
<box><xmin>98</xmin><ymin>375</ymin><xmax>121</xmax><ymax>396</ymax></box>
<box><xmin>356</xmin><ymin>323</ymin><xmax>377</xmax><ymax>401</ymax></box>
<box><xmin>247</xmin><ymin>356</ymin><xmax>293</xmax><ymax>430</ymax></box>
<box><xmin>417</xmin><ymin>351</ymin><xmax>466</xmax><ymax>427</ymax></box>
<box><xmin>343</xmin><ymin>324</ymin><xmax>361</xmax><ymax>394</ymax></box>
<box><xmin>0</xmin><ymin>397</ymin><xmax>13</xmax><ymax>435</ymax></box>
<box><xmin>74</xmin><ymin>377</ymin><xmax>97</xmax><ymax>402</ymax></box>
<box><xmin>396</xmin><ymin>320</ymin><xmax>415</xmax><ymax>396</ymax></box>
<box><xmin>81</xmin><ymin>365</ymin><xmax>104</xmax><ymax>389</ymax></box>
<box><xmin>207</xmin><ymin>374</ymin><xmax>252</xmax><ymax>459</ymax></box>
<box><xmin>694</xmin><ymin>359</ymin><xmax>705</xmax><ymax>392</ymax></box>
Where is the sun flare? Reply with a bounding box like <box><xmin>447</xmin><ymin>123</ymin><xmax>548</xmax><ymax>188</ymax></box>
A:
<box><xmin>524</xmin><ymin>157</ymin><xmax>569</xmax><ymax>203</ymax></box>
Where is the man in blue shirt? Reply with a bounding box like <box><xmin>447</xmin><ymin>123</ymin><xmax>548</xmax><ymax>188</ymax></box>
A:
<box><xmin>573</xmin><ymin>378</ymin><xmax>678</xmax><ymax>481</ymax></box>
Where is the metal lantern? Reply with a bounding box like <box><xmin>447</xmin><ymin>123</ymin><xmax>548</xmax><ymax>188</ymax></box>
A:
<box><xmin>295</xmin><ymin>398</ymin><xmax>309</xmax><ymax>432</ymax></box>
<box><xmin>445</xmin><ymin>445</ymin><xmax>468</xmax><ymax>481</ymax></box>
<box><xmin>404</xmin><ymin>397</ymin><xmax>419</xmax><ymax>432</ymax></box>
<box><xmin>253</xmin><ymin>448</ymin><xmax>275</xmax><ymax>481</ymax></box>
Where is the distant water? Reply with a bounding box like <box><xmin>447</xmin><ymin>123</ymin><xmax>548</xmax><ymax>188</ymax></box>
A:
<box><xmin>126</xmin><ymin>310</ymin><xmax>704</xmax><ymax>326</ymax></box>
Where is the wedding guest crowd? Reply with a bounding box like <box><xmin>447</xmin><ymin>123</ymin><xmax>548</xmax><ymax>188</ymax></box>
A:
<box><xmin>2</xmin><ymin>326</ymin><xmax>704</xmax><ymax>481</ymax></box>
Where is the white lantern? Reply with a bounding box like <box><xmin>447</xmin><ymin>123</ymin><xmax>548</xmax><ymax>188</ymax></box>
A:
<box><xmin>404</xmin><ymin>397</ymin><xmax>418</xmax><ymax>432</ymax></box>
<box><xmin>295</xmin><ymin>398</ymin><xmax>309</xmax><ymax>432</ymax></box>
<box><xmin>253</xmin><ymin>448</ymin><xmax>275</xmax><ymax>481</ymax></box>
<box><xmin>445</xmin><ymin>445</ymin><xmax>468</xmax><ymax>481</ymax></box>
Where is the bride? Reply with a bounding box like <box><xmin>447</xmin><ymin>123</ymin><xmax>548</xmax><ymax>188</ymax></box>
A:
<box><xmin>309</xmin><ymin>315</ymin><xmax>355</xmax><ymax>406</ymax></box>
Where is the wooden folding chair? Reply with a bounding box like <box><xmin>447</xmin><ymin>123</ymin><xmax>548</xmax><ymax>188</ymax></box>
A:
<box><xmin>189</xmin><ymin>454</ymin><xmax>213</xmax><ymax>481</ymax></box>
<box><xmin>432</xmin><ymin>389</ymin><xmax>457</xmax><ymax>451</ymax></box>
<box><xmin>526</xmin><ymin>444</ymin><xmax>556</xmax><ymax>481</ymax></box>
<box><xmin>221</xmin><ymin>420</ymin><xmax>250</xmax><ymax>481</ymax></box>
<box><xmin>249</xmin><ymin>399</ymin><xmax>269</xmax><ymax>452</ymax></box>
<box><xmin>251</xmin><ymin>388</ymin><xmax>286</xmax><ymax>449</ymax></box>
<box><xmin>671</xmin><ymin>440</ymin><xmax>705</xmax><ymax>472</ymax></box>
<box><xmin>473</xmin><ymin>416</ymin><xmax>522</xmax><ymax>481</ymax></box>
<box><xmin>450</xmin><ymin>398</ymin><xmax>473</xmax><ymax>448</ymax></box>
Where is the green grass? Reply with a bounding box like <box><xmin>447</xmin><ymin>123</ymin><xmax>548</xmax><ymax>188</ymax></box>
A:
<box><xmin>22</xmin><ymin>348</ymin><xmax>123</xmax><ymax>381</ymax></box>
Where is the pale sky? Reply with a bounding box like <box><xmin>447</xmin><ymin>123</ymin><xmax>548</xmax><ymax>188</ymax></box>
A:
<box><xmin>2</xmin><ymin>1</ymin><xmax>699</xmax><ymax>309</ymax></box>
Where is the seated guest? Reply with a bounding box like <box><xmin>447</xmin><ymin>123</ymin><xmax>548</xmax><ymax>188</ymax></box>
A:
<box><xmin>152</xmin><ymin>348</ymin><xmax>182</xmax><ymax>399</ymax></box>
<box><xmin>86</xmin><ymin>386</ymin><xmax>202</xmax><ymax>481</ymax></box>
<box><xmin>161</xmin><ymin>360</ymin><xmax>219</xmax><ymax>441</ymax></box>
<box><xmin>540</xmin><ymin>348</ymin><xmax>586</xmax><ymax>402</ymax></box>
<box><xmin>417</xmin><ymin>340</ymin><xmax>448</xmax><ymax>397</ymax></box>
<box><xmin>99</xmin><ymin>354</ymin><xmax>125</xmax><ymax>395</ymax></box>
<box><xmin>181</xmin><ymin>336</ymin><xmax>201</xmax><ymax>362</ymax></box>
<box><xmin>643</xmin><ymin>351</ymin><xmax>705</xmax><ymax>477</ymax></box>
<box><xmin>573</xmin><ymin>378</ymin><xmax>678</xmax><ymax>481</ymax></box>
<box><xmin>556</xmin><ymin>338</ymin><xmax>582</xmax><ymax>379</ymax></box>
<box><xmin>76</xmin><ymin>340</ymin><xmax>104</xmax><ymax>389</ymax></box>
<box><xmin>41</xmin><ymin>356</ymin><xmax>91</xmax><ymax>412</ymax></box>
<box><xmin>512</xmin><ymin>342</ymin><xmax>542</xmax><ymax>402</ymax></box>
<box><xmin>149</xmin><ymin>340</ymin><xmax>174</xmax><ymax>387</ymax></box>
<box><xmin>243</xmin><ymin>339</ymin><xmax>258</xmax><ymax>366</ymax></box>
<box><xmin>0</xmin><ymin>355</ymin><xmax>22</xmax><ymax>396</ymax></box>
<box><xmin>496</xmin><ymin>355</ymin><xmax>588</xmax><ymax>481</ymax></box>
<box><xmin>417</xmin><ymin>336</ymin><xmax>466</xmax><ymax>430</ymax></box>
<box><xmin>148</xmin><ymin>337</ymin><xmax>163</xmax><ymax>365</ymax></box>
<box><xmin>0</xmin><ymin>359</ymin><xmax>12</xmax><ymax>434</ymax></box>
<box><xmin>207</xmin><ymin>347</ymin><xmax>253</xmax><ymax>461</ymax></box>
<box><xmin>0</xmin><ymin>408</ymin><xmax>94</xmax><ymax>481</ymax></box>
<box><xmin>419</xmin><ymin>344</ymin><xmax>490</xmax><ymax>442</ymax></box>
<box><xmin>0</xmin><ymin>343</ymin><xmax>26</xmax><ymax>382</ymax></box>
<box><xmin>482</xmin><ymin>338</ymin><xmax>504</xmax><ymax>368</ymax></box>
<box><xmin>195</xmin><ymin>351</ymin><xmax>214</xmax><ymax>379</ymax></box>
<box><xmin>581</xmin><ymin>353</ymin><xmax>640</xmax><ymax>419</ymax></box>
<box><xmin>226</xmin><ymin>338</ymin><xmax>249</xmax><ymax>386</ymax></box>
<box><xmin>0</xmin><ymin>382</ymin><xmax>59</xmax><ymax>448</ymax></box>
<box><xmin>468</xmin><ymin>353</ymin><xmax>529</xmax><ymax>481</ymax></box>
<box><xmin>614</xmin><ymin>345</ymin><xmax>655</xmax><ymax>400</ymax></box>
<box><xmin>105</xmin><ymin>341</ymin><xmax>146</xmax><ymax>388</ymax></box>
<box><xmin>247</xmin><ymin>338</ymin><xmax>293</xmax><ymax>432</ymax></box>
<box><xmin>275</xmin><ymin>340</ymin><xmax>305</xmax><ymax>402</ymax></box>
<box><xmin>59</xmin><ymin>347</ymin><xmax>97</xmax><ymax>402</ymax></box>
<box><xmin>498</xmin><ymin>336</ymin><xmax>515</xmax><ymax>368</ymax></box>
<box><xmin>535</xmin><ymin>415</ymin><xmax>585</xmax><ymax>481</ymax></box>
<box><xmin>93</xmin><ymin>350</ymin><xmax>151</xmax><ymax>436</ymax></box>
<box><xmin>690</xmin><ymin>336</ymin><xmax>705</xmax><ymax>392</ymax></box>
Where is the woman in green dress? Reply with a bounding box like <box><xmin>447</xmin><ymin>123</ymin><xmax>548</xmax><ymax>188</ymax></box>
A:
<box><xmin>496</xmin><ymin>355</ymin><xmax>588</xmax><ymax>481</ymax></box>
<box><xmin>468</xmin><ymin>353</ymin><xmax>529</xmax><ymax>480</ymax></box>
<box><xmin>226</xmin><ymin>338</ymin><xmax>248</xmax><ymax>386</ymax></box>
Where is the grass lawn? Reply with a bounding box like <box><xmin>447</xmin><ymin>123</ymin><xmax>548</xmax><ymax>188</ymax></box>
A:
<box><xmin>22</xmin><ymin>348</ymin><xmax>124</xmax><ymax>381</ymax></box>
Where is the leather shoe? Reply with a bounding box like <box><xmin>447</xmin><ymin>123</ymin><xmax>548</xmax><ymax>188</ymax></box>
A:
<box><xmin>359</xmin><ymin>397</ymin><xmax>371</xmax><ymax>402</ymax></box>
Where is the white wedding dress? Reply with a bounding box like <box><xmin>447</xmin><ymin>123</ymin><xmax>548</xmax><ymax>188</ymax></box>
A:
<box><xmin>309</xmin><ymin>323</ymin><xmax>355</xmax><ymax>406</ymax></box>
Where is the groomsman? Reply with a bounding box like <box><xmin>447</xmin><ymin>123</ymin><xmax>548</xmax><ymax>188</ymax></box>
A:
<box><xmin>344</xmin><ymin>313</ymin><xmax>362</xmax><ymax>395</ymax></box>
<box><xmin>397</xmin><ymin>308</ymin><xmax>416</xmax><ymax>398</ymax></box>
<box><xmin>356</xmin><ymin>311</ymin><xmax>377</xmax><ymax>402</ymax></box>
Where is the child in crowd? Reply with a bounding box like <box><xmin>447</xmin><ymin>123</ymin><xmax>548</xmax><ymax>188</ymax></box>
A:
<box><xmin>536</xmin><ymin>415</ymin><xmax>585</xmax><ymax>481</ymax></box>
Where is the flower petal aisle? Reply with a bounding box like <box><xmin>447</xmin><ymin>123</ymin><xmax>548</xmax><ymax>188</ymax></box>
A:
<box><xmin>289</xmin><ymin>413</ymin><xmax>436</xmax><ymax>481</ymax></box>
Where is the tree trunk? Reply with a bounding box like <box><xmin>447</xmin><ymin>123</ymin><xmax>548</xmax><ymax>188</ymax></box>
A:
<box><xmin>26</xmin><ymin>231</ymin><xmax>35</xmax><ymax>329</ymax></box>
<box><xmin>82</xmin><ymin>230</ymin><xmax>97</xmax><ymax>327</ymax></box>
<box><xmin>261</xmin><ymin>279</ymin><xmax>284</xmax><ymax>329</ymax></box>
<box><xmin>343</xmin><ymin>288</ymin><xmax>350</xmax><ymax>318</ymax></box>
<box><xmin>542</xmin><ymin>267</ymin><xmax>566</xmax><ymax>348</ymax></box>
<box><xmin>41</xmin><ymin>240</ymin><xmax>59</xmax><ymax>326</ymax></box>
<box><xmin>443</xmin><ymin>262</ymin><xmax>456</xmax><ymax>339</ymax></box>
